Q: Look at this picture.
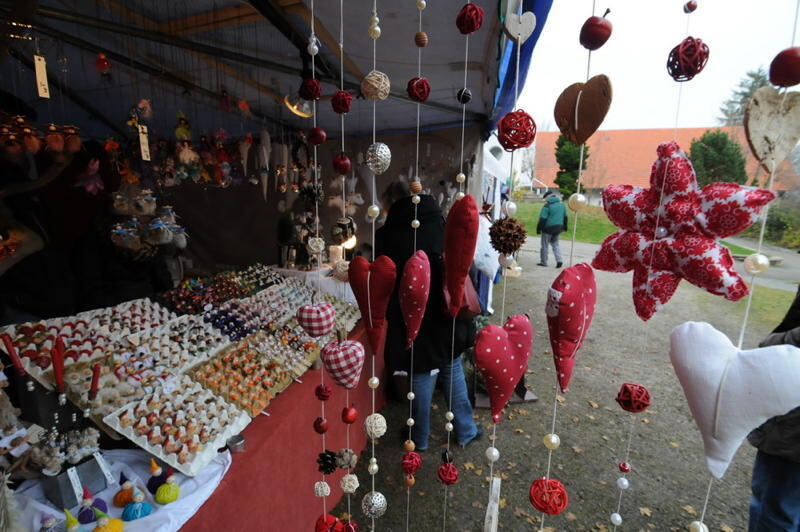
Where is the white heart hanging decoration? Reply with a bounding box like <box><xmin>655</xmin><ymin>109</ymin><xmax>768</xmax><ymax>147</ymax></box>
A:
<box><xmin>670</xmin><ymin>321</ymin><xmax>800</xmax><ymax>479</ymax></box>
<box><xmin>744</xmin><ymin>85</ymin><xmax>800</xmax><ymax>172</ymax></box>
<box><xmin>503</xmin><ymin>11</ymin><xmax>536</xmax><ymax>44</ymax></box>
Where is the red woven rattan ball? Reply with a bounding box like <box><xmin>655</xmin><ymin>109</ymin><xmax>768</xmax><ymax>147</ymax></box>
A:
<box><xmin>667</xmin><ymin>36</ymin><xmax>709</xmax><ymax>82</ymax></box>
<box><xmin>300</xmin><ymin>78</ymin><xmax>322</xmax><ymax>101</ymax></box>
<box><xmin>456</xmin><ymin>3</ymin><xmax>484</xmax><ymax>35</ymax></box>
<box><xmin>615</xmin><ymin>382</ymin><xmax>651</xmax><ymax>413</ymax></box>
<box><xmin>401</xmin><ymin>451</ymin><xmax>422</xmax><ymax>475</ymax></box>
<box><xmin>407</xmin><ymin>77</ymin><xmax>431</xmax><ymax>103</ymax></box>
<box><xmin>331</xmin><ymin>90</ymin><xmax>353</xmax><ymax>114</ymax></box>
<box><xmin>498</xmin><ymin>110</ymin><xmax>537</xmax><ymax>151</ymax></box>
<box><xmin>529</xmin><ymin>478</ymin><xmax>569</xmax><ymax>515</ymax></box>
<box><xmin>437</xmin><ymin>463</ymin><xmax>458</xmax><ymax>485</ymax></box>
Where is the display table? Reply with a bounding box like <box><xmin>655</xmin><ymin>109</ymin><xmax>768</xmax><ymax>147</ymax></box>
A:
<box><xmin>272</xmin><ymin>265</ymin><xmax>356</xmax><ymax>304</ymax></box>
<box><xmin>183</xmin><ymin>323</ymin><xmax>385</xmax><ymax>531</ymax></box>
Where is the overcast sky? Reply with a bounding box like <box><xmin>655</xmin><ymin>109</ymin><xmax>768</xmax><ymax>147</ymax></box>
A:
<box><xmin>519</xmin><ymin>0</ymin><xmax>799</xmax><ymax>132</ymax></box>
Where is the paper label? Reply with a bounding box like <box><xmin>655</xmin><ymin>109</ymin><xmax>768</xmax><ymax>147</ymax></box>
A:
<box><xmin>138</xmin><ymin>125</ymin><xmax>151</xmax><ymax>161</ymax></box>
<box><xmin>93</xmin><ymin>451</ymin><xmax>116</xmax><ymax>485</ymax></box>
<box><xmin>66</xmin><ymin>467</ymin><xmax>83</xmax><ymax>502</ymax></box>
<box><xmin>34</xmin><ymin>55</ymin><xmax>50</xmax><ymax>98</ymax></box>
<box><xmin>9</xmin><ymin>442</ymin><xmax>29</xmax><ymax>457</ymax></box>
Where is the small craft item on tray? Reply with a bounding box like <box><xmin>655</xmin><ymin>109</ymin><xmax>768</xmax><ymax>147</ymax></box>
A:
<box><xmin>103</xmin><ymin>375</ymin><xmax>250</xmax><ymax>476</ymax></box>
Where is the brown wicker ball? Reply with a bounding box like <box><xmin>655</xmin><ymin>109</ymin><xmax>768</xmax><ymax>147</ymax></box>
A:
<box><xmin>415</xmin><ymin>31</ymin><xmax>429</xmax><ymax>47</ymax></box>
<box><xmin>489</xmin><ymin>217</ymin><xmax>527</xmax><ymax>255</ymax></box>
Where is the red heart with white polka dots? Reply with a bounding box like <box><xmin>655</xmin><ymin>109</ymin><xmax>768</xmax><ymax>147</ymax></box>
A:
<box><xmin>475</xmin><ymin>314</ymin><xmax>533</xmax><ymax>423</ymax></box>
<box><xmin>399</xmin><ymin>250</ymin><xmax>430</xmax><ymax>348</ymax></box>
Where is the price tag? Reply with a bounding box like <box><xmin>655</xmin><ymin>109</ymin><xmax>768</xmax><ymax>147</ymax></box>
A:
<box><xmin>66</xmin><ymin>467</ymin><xmax>83</xmax><ymax>503</ymax></box>
<box><xmin>34</xmin><ymin>55</ymin><xmax>50</xmax><ymax>99</ymax></box>
<box><xmin>138</xmin><ymin>125</ymin><xmax>151</xmax><ymax>161</ymax></box>
<box><xmin>93</xmin><ymin>451</ymin><xmax>116</xmax><ymax>485</ymax></box>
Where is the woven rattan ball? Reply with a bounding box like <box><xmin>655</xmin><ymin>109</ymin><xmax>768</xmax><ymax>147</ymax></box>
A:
<box><xmin>361</xmin><ymin>70</ymin><xmax>391</xmax><ymax>101</ymax></box>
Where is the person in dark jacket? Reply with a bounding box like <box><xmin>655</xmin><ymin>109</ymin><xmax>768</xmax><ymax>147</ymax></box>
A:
<box><xmin>536</xmin><ymin>191</ymin><xmax>568</xmax><ymax>268</ymax></box>
<box><xmin>376</xmin><ymin>184</ymin><xmax>479</xmax><ymax>450</ymax></box>
<box><xmin>748</xmin><ymin>285</ymin><xmax>800</xmax><ymax>532</ymax></box>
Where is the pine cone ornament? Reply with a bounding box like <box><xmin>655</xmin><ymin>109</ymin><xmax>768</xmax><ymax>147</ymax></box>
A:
<box><xmin>489</xmin><ymin>217</ymin><xmax>527</xmax><ymax>255</ymax></box>
<box><xmin>317</xmin><ymin>450</ymin><xmax>337</xmax><ymax>474</ymax></box>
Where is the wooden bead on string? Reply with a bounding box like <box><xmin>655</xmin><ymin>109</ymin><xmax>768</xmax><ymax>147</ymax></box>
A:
<box><xmin>415</xmin><ymin>31</ymin><xmax>429</xmax><ymax>47</ymax></box>
<box><xmin>667</xmin><ymin>36</ymin><xmax>710</xmax><ymax>82</ymax></box>
<box><xmin>406</xmin><ymin>77</ymin><xmax>431</xmax><ymax>103</ymax></box>
<box><xmin>409</xmin><ymin>181</ymin><xmax>422</xmax><ymax>195</ymax></box>
<box><xmin>331</xmin><ymin>90</ymin><xmax>353</xmax><ymax>114</ymax></box>
<box><xmin>361</xmin><ymin>70</ymin><xmax>391</xmax><ymax>101</ymax></box>
<box><xmin>456</xmin><ymin>3</ymin><xmax>485</xmax><ymax>35</ymax></box>
<box><xmin>497</xmin><ymin>110</ymin><xmax>536</xmax><ymax>151</ymax></box>
<box><xmin>457</xmin><ymin>88</ymin><xmax>472</xmax><ymax>104</ymax></box>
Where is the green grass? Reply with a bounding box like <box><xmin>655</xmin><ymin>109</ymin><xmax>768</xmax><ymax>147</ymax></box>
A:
<box><xmin>720</xmin><ymin>240</ymin><xmax>756</xmax><ymax>255</ymax></box>
<box><xmin>516</xmin><ymin>202</ymin><xmax>616</xmax><ymax>244</ymax></box>
<box><xmin>695</xmin><ymin>283</ymin><xmax>796</xmax><ymax>334</ymax></box>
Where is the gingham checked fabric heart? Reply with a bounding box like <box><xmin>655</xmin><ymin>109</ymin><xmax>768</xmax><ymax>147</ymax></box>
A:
<box><xmin>297</xmin><ymin>302</ymin><xmax>336</xmax><ymax>338</ymax></box>
<box><xmin>321</xmin><ymin>340</ymin><xmax>365</xmax><ymax>389</ymax></box>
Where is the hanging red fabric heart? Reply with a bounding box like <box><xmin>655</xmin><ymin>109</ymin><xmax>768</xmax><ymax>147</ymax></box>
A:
<box><xmin>498</xmin><ymin>110</ymin><xmax>536</xmax><ymax>151</ymax></box>
<box><xmin>456</xmin><ymin>3</ymin><xmax>485</xmax><ymax>35</ymax></box>
<box><xmin>546</xmin><ymin>263</ymin><xmax>597</xmax><ymax>393</ymax></box>
<box><xmin>529</xmin><ymin>478</ymin><xmax>569</xmax><ymax>515</ymax></box>
<box><xmin>406</xmin><ymin>77</ymin><xmax>431</xmax><ymax>103</ymax></box>
<box><xmin>443</xmin><ymin>195</ymin><xmax>479</xmax><ymax>318</ymax></box>
<box><xmin>315</xmin><ymin>513</ymin><xmax>344</xmax><ymax>532</ymax></box>
<box><xmin>667</xmin><ymin>36</ymin><xmax>709</xmax><ymax>82</ymax></box>
<box><xmin>331</xmin><ymin>90</ymin><xmax>353</xmax><ymax>114</ymax></box>
<box><xmin>475</xmin><ymin>314</ymin><xmax>533</xmax><ymax>423</ymax></box>
<box><xmin>615</xmin><ymin>382</ymin><xmax>651</xmax><ymax>413</ymax></box>
<box><xmin>348</xmin><ymin>256</ymin><xmax>397</xmax><ymax>355</ymax></box>
<box><xmin>296</xmin><ymin>302</ymin><xmax>336</xmax><ymax>338</ymax></box>
<box><xmin>321</xmin><ymin>340</ymin><xmax>365</xmax><ymax>389</ymax></box>
<box><xmin>399</xmin><ymin>251</ymin><xmax>431</xmax><ymax>348</ymax></box>
<box><xmin>300</xmin><ymin>78</ymin><xmax>322</xmax><ymax>101</ymax></box>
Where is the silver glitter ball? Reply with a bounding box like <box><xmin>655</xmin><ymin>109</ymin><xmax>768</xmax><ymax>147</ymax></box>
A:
<box><xmin>361</xmin><ymin>490</ymin><xmax>388</xmax><ymax>518</ymax></box>
<box><xmin>366</xmin><ymin>142</ymin><xmax>391</xmax><ymax>175</ymax></box>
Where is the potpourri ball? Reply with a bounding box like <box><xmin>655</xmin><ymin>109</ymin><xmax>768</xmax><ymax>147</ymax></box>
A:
<box><xmin>667</xmin><ymin>36</ymin><xmax>710</xmax><ymax>82</ymax></box>
<box><xmin>529</xmin><ymin>478</ymin><xmax>569</xmax><ymax>515</ymax></box>
<box><xmin>456</xmin><ymin>3</ymin><xmax>485</xmax><ymax>34</ymax></box>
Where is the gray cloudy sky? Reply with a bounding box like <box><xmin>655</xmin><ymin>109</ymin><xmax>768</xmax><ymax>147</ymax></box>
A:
<box><xmin>520</xmin><ymin>0</ymin><xmax>799</xmax><ymax>131</ymax></box>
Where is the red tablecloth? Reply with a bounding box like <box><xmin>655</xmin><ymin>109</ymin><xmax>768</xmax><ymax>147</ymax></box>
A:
<box><xmin>183</xmin><ymin>325</ymin><xmax>385</xmax><ymax>530</ymax></box>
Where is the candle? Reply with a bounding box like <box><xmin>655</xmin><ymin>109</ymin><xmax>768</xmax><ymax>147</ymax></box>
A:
<box><xmin>328</xmin><ymin>245</ymin><xmax>343</xmax><ymax>265</ymax></box>
<box><xmin>89</xmin><ymin>363</ymin><xmax>101</xmax><ymax>401</ymax></box>
<box><xmin>51</xmin><ymin>345</ymin><xmax>65</xmax><ymax>394</ymax></box>
<box><xmin>1</xmin><ymin>333</ymin><xmax>26</xmax><ymax>377</ymax></box>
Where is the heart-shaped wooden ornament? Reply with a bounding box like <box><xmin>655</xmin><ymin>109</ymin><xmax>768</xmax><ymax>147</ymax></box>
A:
<box><xmin>554</xmin><ymin>74</ymin><xmax>613</xmax><ymax>146</ymax></box>
<box><xmin>670</xmin><ymin>321</ymin><xmax>800</xmax><ymax>479</ymax></box>
<box><xmin>744</xmin><ymin>85</ymin><xmax>800</xmax><ymax>172</ymax></box>
<box><xmin>503</xmin><ymin>11</ymin><xmax>536</xmax><ymax>44</ymax></box>
<box><xmin>475</xmin><ymin>314</ymin><xmax>534</xmax><ymax>423</ymax></box>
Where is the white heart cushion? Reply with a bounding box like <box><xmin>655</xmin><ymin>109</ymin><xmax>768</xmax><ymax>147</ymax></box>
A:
<box><xmin>670</xmin><ymin>321</ymin><xmax>800</xmax><ymax>479</ymax></box>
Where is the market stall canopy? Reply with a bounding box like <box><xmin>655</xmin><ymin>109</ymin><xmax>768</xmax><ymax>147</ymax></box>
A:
<box><xmin>0</xmin><ymin>0</ymin><xmax>551</xmax><ymax>140</ymax></box>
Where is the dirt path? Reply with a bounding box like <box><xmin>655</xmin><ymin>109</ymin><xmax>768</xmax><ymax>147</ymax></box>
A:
<box><xmin>334</xmin><ymin>237</ymin><xmax>787</xmax><ymax>531</ymax></box>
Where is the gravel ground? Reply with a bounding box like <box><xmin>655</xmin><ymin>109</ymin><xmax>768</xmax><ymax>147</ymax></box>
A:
<box><xmin>334</xmin><ymin>237</ymin><xmax>785</xmax><ymax>532</ymax></box>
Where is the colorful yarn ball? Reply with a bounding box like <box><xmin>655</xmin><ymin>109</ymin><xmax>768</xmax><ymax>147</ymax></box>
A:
<box><xmin>331</xmin><ymin>90</ymin><xmax>353</xmax><ymax>114</ymax></box>
<box><xmin>333</xmin><ymin>152</ymin><xmax>352</xmax><ymax>176</ymax></box>
<box><xmin>498</xmin><ymin>110</ymin><xmax>536</xmax><ymax>151</ymax></box>
<box><xmin>529</xmin><ymin>478</ymin><xmax>569</xmax><ymax>515</ymax></box>
<box><xmin>407</xmin><ymin>77</ymin><xmax>431</xmax><ymax>103</ymax></box>
<box><xmin>456</xmin><ymin>3</ymin><xmax>485</xmax><ymax>35</ymax></box>
<box><xmin>300</xmin><ymin>78</ymin><xmax>322</xmax><ymax>101</ymax></box>
<box><xmin>667</xmin><ymin>36</ymin><xmax>709</xmax><ymax>82</ymax></box>
<box><xmin>401</xmin><ymin>452</ymin><xmax>422</xmax><ymax>475</ymax></box>
<box><xmin>615</xmin><ymin>382</ymin><xmax>651</xmax><ymax>413</ymax></box>
<box><xmin>361</xmin><ymin>70</ymin><xmax>391</xmax><ymax>101</ymax></box>
<box><xmin>437</xmin><ymin>463</ymin><xmax>459</xmax><ymax>485</ymax></box>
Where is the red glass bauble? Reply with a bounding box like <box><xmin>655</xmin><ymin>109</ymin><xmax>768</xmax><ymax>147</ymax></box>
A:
<box><xmin>341</xmin><ymin>406</ymin><xmax>358</xmax><ymax>424</ymax></box>
<box><xmin>497</xmin><ymin>110</ymin><xmax>536</xmax><ymax>151</ymax></box>
<box><xmin>332</xmin><ymin>153</ymin><xmax>352</xmax><ymax>176</ymax></box>
<box><xmin>456</xmin><ymin>3</ymin><xmax>484</xmax><ymax>35</ymax></box>
<box><xmin>313</xmin><ymin>417</ymin><xmax>329</xmax><ymax>434</ymax></box>
<box><xmin>300</xmin><ymin>78</ymin><xmax>322</xmax><ymax>101</ymax></box>
<box><xmin>770</xmin><ymin>47</ymin><xmax>800</xmax><ymax>87</ymax></box>
<box><xmin>666</xmin><ymin>36</ymin><xmax>709</xmax><ymax>82</ymax></box>
<box><xmin>529</xmin><ymin>478</ymin><xmax>569</xmax><ymax>515</ymax></box>
<box><xmin>95</xmin><ymin>53</ymin><xmax>110</xmax><ymax>74</ymax></box>
<box><xmin>615</xmin><ymin>382</ymin><xmax>651</xmax><ymax>413</ymax></box>
<box><xmin>406</xmin><ymin>77</ymin><xmax>431</xmax><ymax>103</ymax></box>
<box><xmin>331</xmin><ymin>90</ymin><xmax>353</xmax><ymax>114</ymax></box>
<box><xmin>308</xmin><ymin>127</ymin><xmax>327</xmax><ymax>146</ymax></box>
<box><xmin>437</xmin><ymin>463</ymin><xmax>458</xmax><ymax>485</ymax></box>
<box><xmin>618</xmin><ymin>462</ymin><xmax>631</xmax><ymax>473</ymax></box>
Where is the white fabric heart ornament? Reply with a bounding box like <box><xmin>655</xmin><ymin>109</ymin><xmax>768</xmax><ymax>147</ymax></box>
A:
<box><xmin>670</xmin><ymin>321</ymin><xmax>800</xmax><ymax>479</ymax></box>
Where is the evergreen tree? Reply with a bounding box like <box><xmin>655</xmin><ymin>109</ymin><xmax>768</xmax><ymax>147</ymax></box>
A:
<box><xmin>719</xmin><ymin>68</ymin><xmax>768</xmax><ymax>126</ymax></box>
<box><xmin>554</xmin><ymin>134</ymin><xmax>588</xmax><ymax>197</ymax></box>
<box><xmin>689</xmin><ymin>130</ymin><xmax>748</xmax><ymax>186</ymax></box>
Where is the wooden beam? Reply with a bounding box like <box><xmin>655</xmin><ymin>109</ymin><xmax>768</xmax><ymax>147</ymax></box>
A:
<box><xmin>156</xmin><ymin>5</ymin><xmax>262</xmax><ymax>36</ymax></box>
<box><xmin>282</xmin><ymin>3</ymin><xmax>364</xmax><ymax>81</ymax></box>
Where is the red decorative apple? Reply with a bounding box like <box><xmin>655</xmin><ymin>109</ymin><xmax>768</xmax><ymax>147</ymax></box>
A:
<box><xmin>35</xmin><ymin>355</ymin><xmax>51</xmax><ymax>369</ymax></box>
<box><xmin>579</xmin><ymin>8</ymin><xmax>612</xmax><ymax>51</ymax></box>
<box><xmin>308</xmin><ymin>127</ymin><xmax>327</xmax><ymax>146</ymax></box>
<box><xmin>313</xmin><ymin>416</ymin><xmax>329</xmax><ymax>434</ymax></box>
<box><xmin>332</xmin><ymin>152</ymin><xmax>352</xmax><ymax>176</ymax></box>
<box><xmin>341</xmin><ymin>406</ymin><xmax>358</xmax><ymax>424</ymax></box>
<box><xmin>770</xmin><ymin>47</ymin><xmax>800</xmax><ymax>87</ymax></box>
<box><xmin>683</xmin><ymin>1</ymin><xmax>697</xmax><ymax>13</ymax></box>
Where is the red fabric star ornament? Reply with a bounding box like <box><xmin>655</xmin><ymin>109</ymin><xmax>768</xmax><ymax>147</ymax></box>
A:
<box><xmin>591</xmin><ymin>141</ymin><xmax>776</xmax><ymax>321</ymax></box>
<box><xmin>615</xmin><ymin>382</ymin><xmax>651</xmax><ymax>413</ymax></box>
<box><xmin>529</xmin><ymin>478</ymin><xmax>569</xmax><ymax>515</ymax></box>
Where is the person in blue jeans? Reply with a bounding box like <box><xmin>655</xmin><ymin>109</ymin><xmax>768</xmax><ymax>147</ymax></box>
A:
<box><xmin>376</xmin><ymin>184</ymin><xmax>480</xmax><ymax>450</ymax></box>
<box><xmin>536</xmin><ymin>191</ymin><xmax>568</xmax><ymax>268</ymax></box>
<box><xmin>748</xmin><ymin>286</ymin><xmax>800</xmax><ymax>531</ymax></box>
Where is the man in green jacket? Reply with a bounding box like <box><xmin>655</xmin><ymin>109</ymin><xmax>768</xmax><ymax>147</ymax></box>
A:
<box><xmin>536</xmin><ymin>191</ymin><xmax>568</xmax><ymax>268</ymax></box>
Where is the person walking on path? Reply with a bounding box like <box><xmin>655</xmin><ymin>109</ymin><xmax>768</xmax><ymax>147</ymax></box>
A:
<box><xmin>536</xmin><ymin>191</ymin><xmax>568</xmax><ymax>268</ymax></box>
<box><xmin>748</xmin><ymin>285</ymin><xmax>800</xmax><ymax>532</ymax></box>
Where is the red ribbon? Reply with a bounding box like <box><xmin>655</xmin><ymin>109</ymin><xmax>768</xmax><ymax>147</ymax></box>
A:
<box><xmin>1</xmin><ymin>333</ymin><xmax>25</xmax><ymax>377</ymax></box>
